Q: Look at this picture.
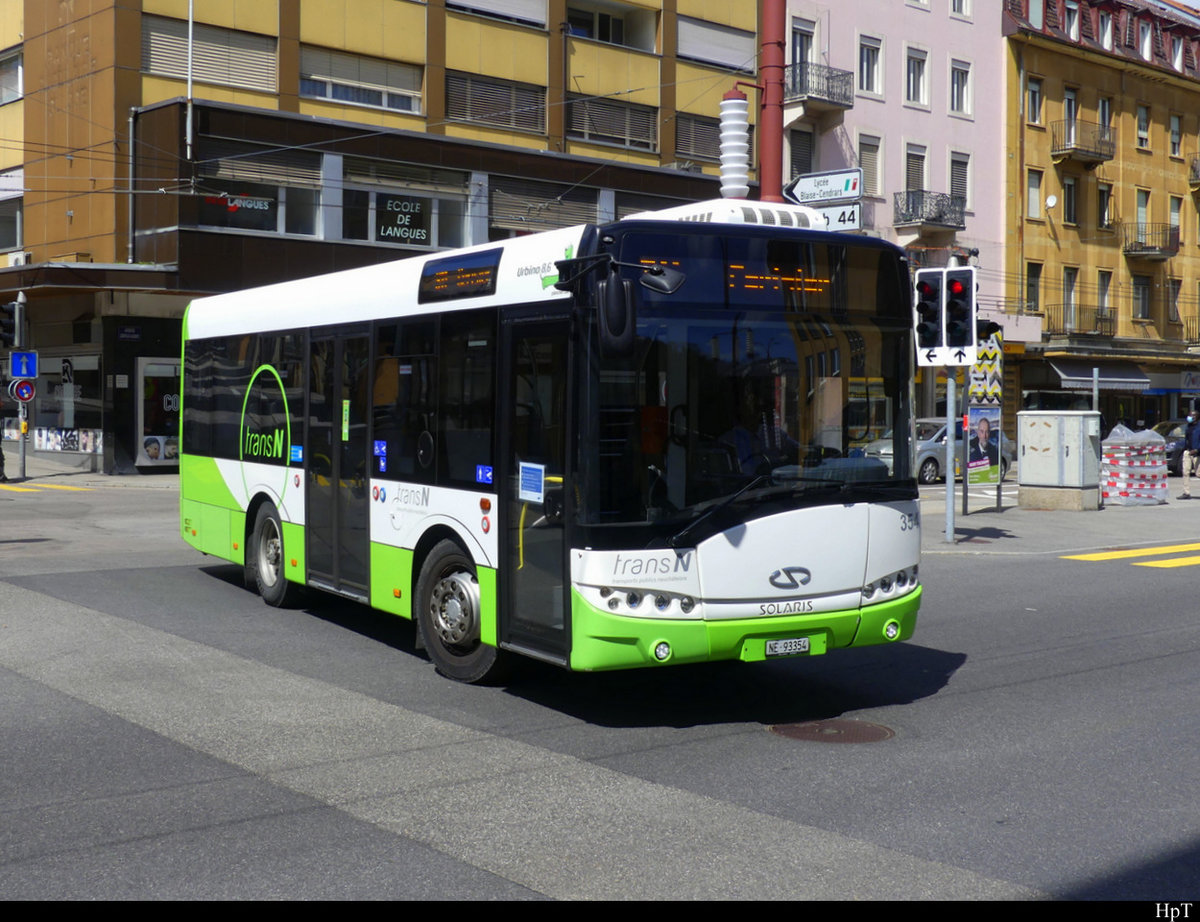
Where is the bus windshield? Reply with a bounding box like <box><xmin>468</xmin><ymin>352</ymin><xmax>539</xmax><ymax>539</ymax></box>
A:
<box><xmin>576</xmin><ymin>228</ymin><xmax>913</xmax><ymax>542</ymax></box>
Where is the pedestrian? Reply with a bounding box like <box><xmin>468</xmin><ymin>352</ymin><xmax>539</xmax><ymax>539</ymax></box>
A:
<box><xmin>1181</xmin><ymin>413</ymin><xmax>1200</xmax><ymax>499</ymax></box>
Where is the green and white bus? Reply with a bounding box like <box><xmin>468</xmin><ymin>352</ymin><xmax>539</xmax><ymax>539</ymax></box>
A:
<box><xmin>180</xmin><ymin>199</ymin><xmax>921</xmax><ymax>682</ymax></box>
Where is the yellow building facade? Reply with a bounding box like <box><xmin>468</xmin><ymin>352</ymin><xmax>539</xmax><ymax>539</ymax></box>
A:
<box><xmin>1004</xmin><ymin>0</ymin><xmax>1200</xmax><ymax>427</ymax></box>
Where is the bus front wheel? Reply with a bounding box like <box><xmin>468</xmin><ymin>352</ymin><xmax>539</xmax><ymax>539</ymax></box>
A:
<box><xmin>251</xmin><ymin>505</ymin><xmax>300</xmax><ymax>607</ymax></box>
<box><xmin>416</xmin><ymin>540</ymin><xmax>508</xmax><ymax>684</ymax></box>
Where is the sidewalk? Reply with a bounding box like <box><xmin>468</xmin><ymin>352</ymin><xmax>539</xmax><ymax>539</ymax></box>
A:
<box><xmin>0</xmin><ymin>447</ymin><xmax>179</xmax><ymax>490</ymax></box>
<box><xmin>921</xmin><ymin>481</ymin><xmax>1200</xmax><ymax>557</ymax></box>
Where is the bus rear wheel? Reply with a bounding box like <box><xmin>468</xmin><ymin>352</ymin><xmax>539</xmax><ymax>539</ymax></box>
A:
<box><xmin>251</xmin><ymin>504</ymin><xmax>300</xmax><ymax>607</ymax></box>
<box><xmin>416</xmin><ymin>540</ymin><xmax>508</xmax><ymax>684</ymax></box>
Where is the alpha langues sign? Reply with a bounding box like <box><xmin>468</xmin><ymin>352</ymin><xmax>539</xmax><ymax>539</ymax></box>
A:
<box><xmin>377</xmin><ymin>194</ymin><xmax>431</xmax><ymax>244</ymax></box>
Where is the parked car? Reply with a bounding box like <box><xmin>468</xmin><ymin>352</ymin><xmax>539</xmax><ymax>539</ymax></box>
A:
<box><xmin>1151</xmin><ymin>419</ymin><xmax>1188</xmax><ymax>475</ymax></box>
<box><xmin>866</xmin><ymin>418</ymin><xmax>1015</xmax><ymax>484</ymax></box>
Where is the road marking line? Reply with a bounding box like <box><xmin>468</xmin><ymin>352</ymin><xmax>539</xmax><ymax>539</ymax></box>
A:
<box><xmin>1133</xmin><ymin>555</ymin><xmax>1200</xmax><ymax>568</ymax></box>
<box><xmin>27</xmin><ymin>483</ymin><xmax>93</xmax><ymax>492</ymax></box>
<box><xmin>0</xmin><ymin>484</ymin><xmax>41</xmax><ymax>492</ymax></box>
<box><xmin>1062</xmin><ymin>542</ymin><xmax>1200</xmax><ymax>561</ymax></box>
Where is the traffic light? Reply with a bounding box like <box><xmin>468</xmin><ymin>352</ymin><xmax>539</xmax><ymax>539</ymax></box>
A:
<box><xmin>944</xmin><ymin>267</ymin><xmax>976</xmax><ymax>353</ymax></box>
<box><xmin>0</xmin><ymin>298</ymin><xmax>20</xmax><ymax>348</ymax></box>
<box><xmin>914</xmin><ymin>268</ymin><xmax>944</xmax><ymax>353</ymax></box>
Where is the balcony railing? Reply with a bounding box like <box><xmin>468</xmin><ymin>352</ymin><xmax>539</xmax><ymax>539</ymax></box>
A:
<box><xmin>1186</xmin><ymin>316</ymin><xmax>1200</xmax><ymax>342</ymax></box>
<box><xmin>1044</xmin><ymin>304</ymin><xmax>1116</xmax><ymax>336</ymax></box>
<box><xmin>1050</xmin><ymin>119</ymin><xmax>1115</xmax><ymax>164</ymax></box>
<box><xmin>1122</xmin><ymin>223</ymin><xmax>1180</xmax><ymax>260</ymax></box>
<box><xmin>893</xmin><ymin>190</ymin><xmax>966</xmax><ymax>230</ymax></box>
<box><xmin>783</xmin><ymin>62</ymin><xmax>855</xmax><ymax>110</ymax></box>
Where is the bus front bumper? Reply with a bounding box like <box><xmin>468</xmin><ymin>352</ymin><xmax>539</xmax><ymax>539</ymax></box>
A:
<box><xmin>569</xmin><ymin>586</ymin><xmax>921</xmax><ymax>672</ymax></box>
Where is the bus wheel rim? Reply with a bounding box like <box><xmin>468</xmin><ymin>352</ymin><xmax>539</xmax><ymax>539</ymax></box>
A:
<box><xmin>430</xmin><ymin>572</ymin><xmax>479</xmax><ymax>647</ymax></box>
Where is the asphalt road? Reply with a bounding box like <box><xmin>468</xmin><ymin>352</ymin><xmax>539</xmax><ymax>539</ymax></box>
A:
<box><xmin>0</xmin><ymin>464</ymin><xmax>1196</xmax><ymax>899</ymax></box>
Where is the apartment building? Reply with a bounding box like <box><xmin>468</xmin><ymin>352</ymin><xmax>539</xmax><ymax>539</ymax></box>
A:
<box><xmin>784</xmin><ymin>0</ymin><xmax>1007</xmax><ymax>417</ymax></box>
<box><xmin>0</xmin><ymin>1</ymin><xmax>753</xmax><ymax>472</ymax></box>
<box><xmin>1004</xmin><ymin>0</ymin><xmax>1200</xmax><ymax>427</ymax></box>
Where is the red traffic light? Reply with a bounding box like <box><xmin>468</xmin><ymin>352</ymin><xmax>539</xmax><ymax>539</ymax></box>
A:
<box><xmin>948</xmin><ymin>278</ymin><xmax>966</xmax><ymax>296</ymax></box>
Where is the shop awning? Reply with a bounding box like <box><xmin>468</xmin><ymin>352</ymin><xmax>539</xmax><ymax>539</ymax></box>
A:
<box><xmin>1048</xmin><ymin>359</ymin><xmax>1150</xmax><ymax>392</ymax></box>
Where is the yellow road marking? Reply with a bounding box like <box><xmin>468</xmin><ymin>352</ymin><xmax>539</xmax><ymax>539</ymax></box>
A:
<box><xmin>1062</xmin><ymin>542</ymin><xmax>1200</xmax><ymax>561</ymax></box>
<box><xmin>28</xmin><ymin>483</ymin><xmax>93</xmax><ymax>492</ymax></box>
<box><xmin>0</xmin><ymin>484</ymin><xmax>41</xmax><ymax>492</ymax></box>
<box><xmin>1134</xmin><ymin>555</ymin><xmax>1200</xmax><ymax>569</ymax></box>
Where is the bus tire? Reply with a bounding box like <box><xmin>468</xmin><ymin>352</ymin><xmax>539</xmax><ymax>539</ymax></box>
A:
<box><xmin>252</xmin><ymin>504</ymin><xmax>299</xmax><ymax>607</ymax></box>
<box><xmin>416</xmin><ymin>540</ymin><xmax>508</xmax><ymax>684</ymax></box>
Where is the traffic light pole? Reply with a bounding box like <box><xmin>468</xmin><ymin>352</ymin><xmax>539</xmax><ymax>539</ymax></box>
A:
<box><xmin>945</xmin><ymin>374</ymin><xmax>955</xmax><ymax>544</ymax></box>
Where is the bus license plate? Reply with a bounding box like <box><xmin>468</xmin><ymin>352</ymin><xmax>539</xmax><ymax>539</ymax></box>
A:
<box><xmin>766</xmin><ymin>637</ymin><xmax>810</xmax><ymax>657</ymax></box>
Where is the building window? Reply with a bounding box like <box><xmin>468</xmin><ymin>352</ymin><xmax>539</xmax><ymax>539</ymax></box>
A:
<box><xmin>567</xmin><ymin>4</ymin><xmax>657</xmax><ymax>53</ymax></box>
<box><xmin>792</xmin><ymin>20</ymin><xmax>815</xmax><ymax>68</ymax></box>
<box><xmin>676</xmin><ymin>17</ymin><xmax>754</xmax><ymax>70</ymax></box>
<box><xmin>1133</xmin><ymin>275</ymin><xmax>1152</xmax><ymax>319</ymax></box>
<box><xmin>1063</xmin><ymin>267</ymin><xmax>1078</xmax><ymax>328</ymax></box>
<box><xmin>1027</xmin><ymin>169</ymin><xmax>1042</xmax><ymax>219</ymax></box>
<box><xmin>568</xmin><ymin>95</ymin><xmax>657</xmax><ymax>150</ymax></box>
<box><xmin>1098</xmin><ymin>182</ymin><xmax>1112</xmax><ymax>229</ymax></box>
<box><xmin>906</xmin><ymin>49</ymin><xmax>927</xmax><ymax>106</ymax></box>
<box><xmin>950</xmin><ymin>152</ymin><xmax>969</xmax><ymax>209</ymax></box>
<box><xmin>342</xmin><ymin>190</ymin><xmax>465</xmax><ymax>249</ymax></box>
<box><xmin>1027</xmin><ymin>77</ymin><xmax>1042</xmax><ymax>124</ymax></box>
<box><xmin>858</xmin><ymin>135</ymin><xmax>880</xmax><ymax>196</ymax></box>
<box><xmin>0</xmin><ymin>197</ymin><xmax>21</xmax><ymax>250</ymax></box>
<box><xmin>1140</xmin><ymin>22</ymin><xmax>1152</xmax><ymax>61</ymax></box>
<box><xmin>1098</xmin><ymin>270</ymin><xmax>1112</xmax><ymax>316</ymax></box>
<box><xmin>445</xmin><ymin>72</ymin><xmax>545</xmax><ymax>133</ymax></box>
<box><xmin>142</xmin><ymin>15</ymin><xmax>277</xmax><ymax>92</ymax></box>
<box><xmin>1062</xmin><ymin>175</ymin><xmax>1077</xmax><ymax>225</ymax></box>
<box><xmin>1171</xmin><ymin>114</ymin><xmax>1182</xmax><ymax>157</ymax></box>
<box><xmin>1026</xmin><ymin>262</ymin><xmax>1042</xmax><ymax>313</ymax></box>
<box><xmin>905</xmin><ymin>144</ymin><xmax>926</xmax><ymax>191</ymax></box>
<box><xmin>448</xmin><ymin>1</ymin><xmax>546</xmax><ymax>27</ymax></box>
<box><xmin>1171</xmin><ymin>195</ymin><xmax>1183</xmax><ymax>245</ymax></box>
<box><xmin>1029</xmin><ymin>0</ymin><xmax>1044</xmax><ymax>30</ymax></box>
<box><xmin>950</xmin><ymin>60</ymin><xmax>971</xmax><ymax>115</ymax></box>
<box><xmin>1099</xmin><ymin>96</ymin><xmax>1112</xmax><ymax>128</ymax></box>
<box><xmin>1099</xmin><ymin>12</ymin><xmax>1113</xmax><ymax>50</ymax></box>
<box><xmin>1137</xmin><ymin>105</ymin><xmax>1150</xmax><ymax>149</ymax></box>
<box><xmin>0</xmin><ymin>48</ymin><xmax>21</xmax><ymax>105</ymax></box>
<box><xmin>1064</xmin><ymin>2</ymin><xmax>1079</xmax><ymax>41</ymax></box>
<box><xmin>1169</xmin><ymin>278</ymin><xmax>1182</xmax><ymax>322</ymax></box>
<box><xmin>951</xmin><ymin>0</ymin><xmax>970</xmax><ymax>18</ymax></box>
<box><xmin>858</xmin><ymin>37</ymin><xmax>882</xmax><ymax>95</ymax></box>
<box><xmin>789</xmin><ymin>127</ymin><xmax>813</xmax><ymax>178</ymax></box>
<box><xmin>1174</xmin><ymin>36</ymin><xmax>1184</xmax><ymax>71</ymax></box>
<box><xmin>300</xmin><ymin>47</ymin><xmax>421</xmax><ymax>113</ymax></box>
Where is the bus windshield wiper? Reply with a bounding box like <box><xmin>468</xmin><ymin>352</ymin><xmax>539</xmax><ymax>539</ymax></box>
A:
<box><xmin>667</xmin><ymin>475</ymin><xmax>770</xmax><ymax>548</ymax></box>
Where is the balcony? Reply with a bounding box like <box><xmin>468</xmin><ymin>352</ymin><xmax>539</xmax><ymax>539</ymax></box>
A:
<box><xmin>893</xmin><ymin>190</ymin><xmax>966</xmax><ymax>232</ymax></box>
<box><xmin>1044</xmin><ymin>304</ymin><xmax>1116</xmax><ymax>336</ymax></box>
<box><xmin>1050</xmin><ymin>119</ymin><xmax>1115</xmax><ymax>166</ymax></box>
<box><xmin>783</xmin><ymin>62</ymin><xmax>854</xmax><ymax>113</ymax></box>
<box><xmin>1122</xmin><ymin>224</ymin><xmax>1180</xmax><ymax>261</ymax></box>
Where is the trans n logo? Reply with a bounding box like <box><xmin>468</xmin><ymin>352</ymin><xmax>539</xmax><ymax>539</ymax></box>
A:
<box><xmin>768</xmin><ymin>566</ymin><xmax>812</xmax><ymax>590</ymax></box>
<box><xmin>240</xmin><ymin>365</ymin><xmax>292</xmax><ymax>467</ymax></box>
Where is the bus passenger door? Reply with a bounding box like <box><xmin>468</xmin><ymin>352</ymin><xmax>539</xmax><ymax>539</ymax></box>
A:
<box><xmin>306</xmin><ymin>330</ymin><xmax>370</xmax><ymax>599</ymax></box>
<box><xmin>501</xmin><ymin>319</ymin><xmax>570</xmax><ymax>664</ymax></box>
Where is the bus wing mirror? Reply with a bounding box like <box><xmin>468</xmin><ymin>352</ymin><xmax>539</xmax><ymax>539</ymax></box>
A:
<box><xmin>597</xmin><ymin>271</ymin><xmax>636</xmax><ymax>359</ymax></box>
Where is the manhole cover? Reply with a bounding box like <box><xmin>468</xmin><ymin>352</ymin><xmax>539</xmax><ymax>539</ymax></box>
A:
<box><xmin>769</xmin><ymin>718</ymin><xmax>895</xmax><ymax>743</ymax></box>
